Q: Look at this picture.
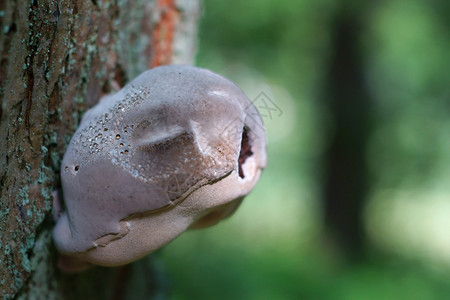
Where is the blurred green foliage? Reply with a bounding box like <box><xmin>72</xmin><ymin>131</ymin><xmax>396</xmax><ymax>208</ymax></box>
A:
<box><xmin>160</xmin><ymin>0</ymin><xmax>450</xmax><ymax>298</ymax></box>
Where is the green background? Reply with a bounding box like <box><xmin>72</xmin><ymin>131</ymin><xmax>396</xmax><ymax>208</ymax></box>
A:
<box><xmin>160</xmin><ymin>0</ymin><xmax>450</xmax><ymax>299</ymax></box>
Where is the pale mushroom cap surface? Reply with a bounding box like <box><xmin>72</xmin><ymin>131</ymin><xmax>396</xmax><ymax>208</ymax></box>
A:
<box><xmin>53</xmin><ymin>65</ymin><xmax>266</xmax><ymax>266</ymax></box>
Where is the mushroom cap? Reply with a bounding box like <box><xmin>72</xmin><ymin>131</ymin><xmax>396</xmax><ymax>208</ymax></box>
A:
<box><xmin>53</xmin><ymin>65</ymin><xmax>266</xmax><ymax>266</ymax></box>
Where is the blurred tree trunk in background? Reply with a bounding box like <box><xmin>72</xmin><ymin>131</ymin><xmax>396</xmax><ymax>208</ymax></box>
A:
<box><xmin>321</xmin><ymin>3</ymin><xmax>373</xmax><ymax>260</ymax></box>
<box><xmin>0</xmin><ymin>0</ymin><xmax>200</xmax><ymax>298</ymax></box>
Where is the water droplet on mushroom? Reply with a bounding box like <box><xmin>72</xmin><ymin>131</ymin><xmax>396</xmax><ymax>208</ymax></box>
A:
<box><xmin>116</xmin><ymin>134</ymin><xmax>120</xmax><ymax>139</ymax></box>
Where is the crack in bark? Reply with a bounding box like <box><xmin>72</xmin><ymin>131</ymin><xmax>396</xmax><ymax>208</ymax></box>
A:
<box><xmin>23</xmin><ymin>0</ymin><xmax>39</xmax><ymax>143</ymax></box>
<box><xmin>44</xmin><ymin>3</ymin><xmax>62</xmax><ymax>93</ymax></box>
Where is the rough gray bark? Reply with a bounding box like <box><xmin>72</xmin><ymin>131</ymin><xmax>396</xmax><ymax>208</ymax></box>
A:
<box><xmin>0</xmin><ymin>0</ymin><xmax>200</xmax><ymax>298</ymax></box>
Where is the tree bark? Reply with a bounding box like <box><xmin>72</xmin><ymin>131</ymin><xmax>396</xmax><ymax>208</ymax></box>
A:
<box><xmin>0</xmin><ymin>0</ymin><xmax>200</xmax><ymax>298</ymax></box>
<box><xmin>321</xmin><ymin>3</ymin><xmax>373</xmax><ymax>260</ymax></box>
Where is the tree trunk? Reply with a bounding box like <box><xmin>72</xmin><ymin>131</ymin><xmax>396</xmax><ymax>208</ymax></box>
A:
<box><xmin>321</xmin><ymin>3</ymin><xmax>373</xmax><ymax>260</ymax></box>
<box><xmin>0</xmin><ymin>0</ymin><xmax>200</xmax><ymax>298</ymax></box>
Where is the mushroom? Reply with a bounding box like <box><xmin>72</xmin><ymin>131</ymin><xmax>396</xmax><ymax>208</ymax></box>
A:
<box><xmin>53</xmin><ymin>65</ymin><xmax>266</xmax><ymax>269</ymax></box>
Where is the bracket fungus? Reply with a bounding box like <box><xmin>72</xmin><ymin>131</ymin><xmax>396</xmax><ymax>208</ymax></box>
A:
<box><xmin>53</xmin><ymin>65</ymin><xmax>266</xmax><ymax>270</ymax></box>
